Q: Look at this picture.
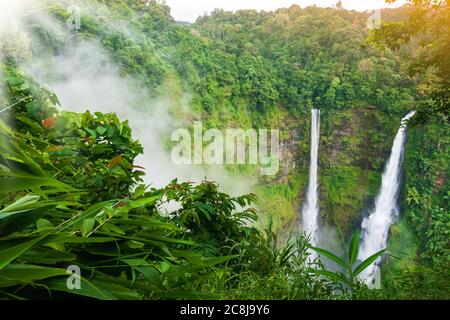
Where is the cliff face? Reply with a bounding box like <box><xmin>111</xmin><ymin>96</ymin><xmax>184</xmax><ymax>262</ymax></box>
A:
<box><xmin>318</xmin><ymin>108</ymin><xmax>400</xmax><ymax>236</ymax></box>
<box><xmin>261</xmin><ymin>107</ymin><xmax>402</xmax><ymax>238</ymax></box>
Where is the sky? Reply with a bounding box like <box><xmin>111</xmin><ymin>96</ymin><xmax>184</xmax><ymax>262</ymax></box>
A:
<box><xmin>0</xmin><ymin>1</ymin><xmax>408</xmax><ymax>26</ymax></box>
<box><xmin>164</xmin><ymin>0</ymin><xmax>407</xmax><ymax>22</ymax></box>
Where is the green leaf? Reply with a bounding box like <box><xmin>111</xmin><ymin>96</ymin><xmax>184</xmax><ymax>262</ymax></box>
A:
<box><xmin>106</xmin><ymin>126</ymin><xmax>116</xmax><ymax>138</ymax></box>
<box><xmin>90</xmin><ymin>279</ymin><xmax>142</xmax><ymax>300</ymax></box>
<box><xmin>353</xmin><ymin>249</ymin><xmax>387</xmax><ymax>276</ymax></box>
<box><xmin>16</xmin><ymin>82</ymin><xmax>30</xmax><ymax>91</ymax></box>
<box><xmin>96</xmin><ymin>126</ymin><xmax>107</xmax><ymax>135</ymax></box>
<box><xmin>195</xmin><ymin>203</ymin><xmax>214</xmax><ymax>221</ymax></box>
<box><xmin>36</xmin><ymin>218</ymin><xmax>54</xmax><ymax>232</ymax></box>
<box><xmin>92</xmin><ymin>144</ymin><xmax>112</xmax><ymax>155</ymax></box>
<box><xmin>123</xmin><ymin>259</ymin><xmax>164</xmax><ymax>290</ymax></box>
<box><xmin>19</xmin><ymin>247</ymin><xmax>76</xmax><ymax>264</ymax></box>
<box><xmin>81</xmin><ymin>217</ymin><xmax>96</xmax><ymax>237</ymax></box>
<box><xmin>16</xmin><ymin>115</ymin><xmax>45</xmax><ymax>132</ymax></box>
<box><xmin>44</xmin><ymin>277</ymin><xmax>114</xmax><ymax>300</ymax></box>
<box><xmin>100</xmin><ymin>223</ymin><xmax>126</xmax><ymax>235</ymax></box>
<box><xmin>46</xmin><ymin>234</ymin><xmax>117</xmax><ymax>244</ymax></box>
<box><xmin>5</xmin><ymin>73</ymin><xmax>24</xmax><ymax>86</ymax></box>
<box><xmin>115</xmin><ymin>193</ymin><xmax>162</xmax><ymax>213</ymax></box>
<box><xmin>0</xmin><ymin>264</ymin><xmax>67</xmax><ymax>282</ymax></box>
<box><xmin>59</xmin><ymin>201</ymin><xmax>112</xmax><ymax>232</ymax></box>
<box><xmin>126</xmin><ymin>240</ymin><xmax>144</xmax><ymax>249</ymax></box>
<box><xmin>198</xmin><ymin>255</ymin><xmax>237</xmax><ymax>267</ymax></box>
<box><xmin>25</xmin><ymin>101</ymin><xmax>40</xmax><ymax>118</ymax></box>
<box><xmin>0</xmin><ymin>195</ymin><xmax>41</xmax><ymax>217</ymax></box>
<box><xmin>0</xmin><ymin>207</ymin><xmax>52</xmax><ymax>236</ymax></box>
<box><xmin>310</xmin><ymin>246</ymin><xmax>348</xmax><ymax>269</ymax></box>
<box><xmin>0</xmin><ymin>175</ymin><xmax>74</xmax><ymax>193</ymax></box>
<box><xmin>348</xmin><ymin>230</ymin><xmax>361</xmax><ymax>266</ymax></box>
<box><xmin>85</xmin><ymin>128</ymin><xmax>97</xmax><ymax>139</ymax></box>
<box><xmin>0</xmin><ymin>235</ymin><xmax>47</xmax><ymax>270</ymax></box>
<box><xmin>309</xmin><ymin>268</ymin><xmax>350</xmax><ymax>285</ymax></box>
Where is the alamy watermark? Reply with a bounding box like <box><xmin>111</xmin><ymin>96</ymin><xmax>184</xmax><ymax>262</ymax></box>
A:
<box><xmin>365</xmin><ymin>265</ymin><xmax>382</xmax><ymax>290</ymax></box>
<box><xmin>66</xmin><ymin>265</ymin><xmax>81</xmax><ymax>290</ymax></box>
<box><xmin>367</xmin><ymin>10</ymin><xmax>381</xmax><ymax>30</ymax></box>
<box><xmin>171</xmin><ymin>122</ymin><xmax>280</xmax><ymax>176</ymax></box>
<box><xmin>66</xmin><ymin>5</ymin><xmax>81</xmax><ymax>31</ymax></box>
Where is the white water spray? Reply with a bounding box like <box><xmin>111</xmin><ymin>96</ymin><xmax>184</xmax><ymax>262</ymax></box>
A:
<box><xmin>358</xmin><ymin>111</ymin><xmax>416</xmax><ymax>283</ymax></box>
<box><xmin>302</xmin><ymin>109</ymin><xmax>321</xmax><ymax>249</ymax></box>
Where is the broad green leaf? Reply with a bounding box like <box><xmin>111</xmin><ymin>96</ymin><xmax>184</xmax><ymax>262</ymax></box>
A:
<box><xmin>36</xmin><ymin>218</ymin><xmax>54</xmax><ymax>232</ymax></box>
<box><xmin>85</xmin><ymin>128</ymin><xmax>97</xmax><ymax>138</ymax></box>
<box><xmin>59</xmin><ymin>201</ymin><xmax>113</xmax><ymax>232</ymax></box>
<box><xmin>84</xmin><ymin>245</ymin><xmax>120</xmax><ymax>257</ymax></box>
<box><xmin>0</xmin><ymin>207</ymin><xmax>51</xmax><ymax>236</ymax></box>
<box><xmin>16</xmin><ymin>115</ymin><xmax>45</xmax><ymax>132</ymax></box>
<box><xmin>92</xmin><ymin>144</ymin><xmax>112</xmax><ymax>155</ymax></box>
<box><xmin>96</xmin><ymin>126</ymin><xmax>107</xmax><ymax>135</ymax></box>
<box><xmin>90</xmin><ymin>279</ymin><xmax>143</xmax><ymax>300</ymax></box>
<box><xmin>19</xmin><ymin>247</ymin><xmax>76</xmax><ymax>264</ymax></box>
<box><xmin>0</xmin><ymin>264</ymin><xmax>67</xmax><ymax>282</ymax></box>
<box><xmin>0</xmin><ymin>277</ymin><xmax>28</xmax><ymax>291</ymax></box>
<box><xmin>158</xmin><ymin>261</ymin><xmax>171</xmax><ymax>273</ymax></box>
<box><xmin>5</xmin><ymin>73</ymin><xmax>24</xmax><ymax>86</ymax></box>
<box><xmin>100</xmin><ymin>223</ymin><xmax>126</xmax><ymax>235</ymax></box>
<box><xmin>116</xmin><ymin>193</ymin><xmax>162</xmax><ymax>213</ymax></box>
<box><xmin>0</xmin><ymin>235</ymin><xmax>47</xmax><ymax>270</ymax></box>
<box><xmin>199</xmin><ymin>255</ymin><xmax>238</xmax><ymax>266</ymax></box>
<box><xmin>309</xmin><ymin>269</ymin><xmax>350</xmax><ymax>285</ymax></box>
<box><xmin>46</xmin><ymin>234</ymin><xmax>117</xmax><ymax>244</ymax></box>
<box><xmin>0</xmin><ymin>195</ymin><xmax>40</xmax><ymax>216</ymax></box>
<box><xmin>44</xmin><ymin>277</ymin><xmax>114</xmax><ymax>300</ymax></box>
<box><xmin>0</xmin><ymin>176</ymin><xmax>73</xmax><ymax>193</ymax></box>
<box><xmin>310</xmin><ymin>246</ymin><xmax>348</xmax><ymax>269</ymax></box>
<box><xmin>354</xmin><ymin>249</ymin><xmax>387</xmax><ymax>276</ymax></box>
<box><xmin>123</xmin><ymin>259</ymin><xmax>164</xmax><ymax>290</ymax></box>
<box><xmin>196</xmin><ymin>203</ymin><xmax>214</xmax><ymax>221</ymax></box>
<box><xmin>348</xmin><ymin>230</ymin><xmax>361</xmax><ymax>266</ymax></box>
<box><xmin>114</xmin><ymin>217</ymin><xmax>180</xmax><ymax>231</ymax></box>
<box><xmin>81</xmin><ymin>217</ymin><xmax>96</xmax><ymax>237</ymax></box>
<box><xmin>126</xmin><ymin>240</ymin><xmax>144</xmax><ymax>249</ymax></box>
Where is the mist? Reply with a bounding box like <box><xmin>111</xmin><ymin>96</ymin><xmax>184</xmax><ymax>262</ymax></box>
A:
<box><xmin>1</xmin><ymin>0</ymin><xmax>256</xmax><ymax>196</ymax></box>
<box><xmin>317</xmin><ymin>224</ymin><xmax>345</xmax><ymax>272</ymax></box>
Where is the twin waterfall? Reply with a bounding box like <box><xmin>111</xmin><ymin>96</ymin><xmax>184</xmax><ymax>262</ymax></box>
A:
<box><xmin>301</xmin><ymin>109</ymin><xmax>415</xmax><ymax>278</ymax></box>
<box><xmin>302</xmin><ymin>109</ymin><xmax>321</xmax><ymax>248</ymax></box>
<box><xmin>357</xmin><ymin>111</ymin><xmax>416</xmax><ymax>283</ymax></box>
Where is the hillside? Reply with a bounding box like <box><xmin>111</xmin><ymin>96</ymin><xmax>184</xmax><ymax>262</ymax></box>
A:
<box><xmin>0</xmin><ymin>0</ymin><xmax>448</xmax><ymax>300</ymax></box>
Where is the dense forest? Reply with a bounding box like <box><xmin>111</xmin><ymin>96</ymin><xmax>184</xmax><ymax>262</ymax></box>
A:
<box><xmin>0</xmin><ymin>0</ymin><xmax>448</xmax><ymax>300</ymax></box>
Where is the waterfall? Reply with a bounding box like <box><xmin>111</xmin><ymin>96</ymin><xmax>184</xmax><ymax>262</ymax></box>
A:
<box><xmin>302</xmin><ymin>109</ymin><xmax>321</xmax><ymax>250</ymax></box>
<box><xmin>358</xmin><ymin>111</ymin><xmax>416</xmax><ymax>283</ymax></box>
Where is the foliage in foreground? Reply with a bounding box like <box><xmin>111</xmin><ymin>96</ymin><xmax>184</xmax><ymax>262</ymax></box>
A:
<box><xmin>0</xmin><ymin>66</ymin><xmax>344</xmax><ymax>300</ymax></box>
